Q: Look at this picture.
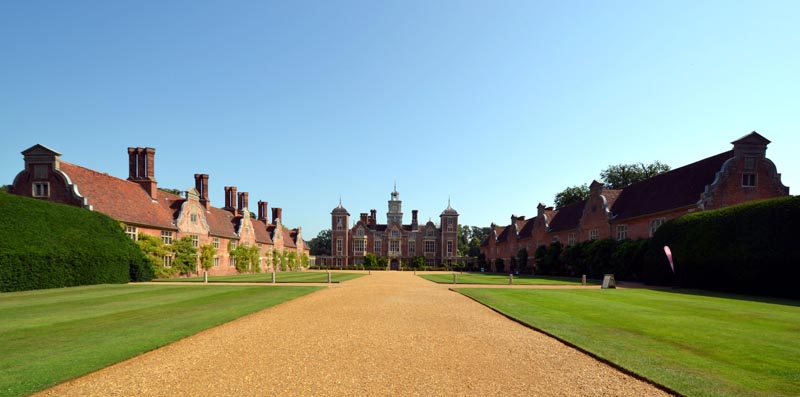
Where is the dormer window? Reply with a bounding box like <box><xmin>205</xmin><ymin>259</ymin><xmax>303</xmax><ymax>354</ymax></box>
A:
<box><xmin>426</xmin><ymin>228</ymin><xmax>435</xmax><ymax>237</ymax></box>
<box><xmin>391</xmin><ymin>229</ymin><xmax>399</xmax><ymax>238</ymax></box>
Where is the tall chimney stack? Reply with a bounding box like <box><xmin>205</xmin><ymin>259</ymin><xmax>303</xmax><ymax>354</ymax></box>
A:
<box><xmin>370</xmin><ymin>209</ymin><xmax>377</xmax><ymax>227</ymax></box>
<box><xmin>272</xmin><ymin>207</ymin><xmax>283</xmax><ymax>224</ymax></box>
<box><xmin>127</xmin><ymin>147</ymin><xmax>157</xmax><ymax>199</ymax></box>
<box><xmin>224</xmin><ymin>186</ymin><xmax>238</xmax><ymax>215</ymax></box>
<box><xmin>412</xmin><ymin>209</ymin><xmax>418</xmax><ymax>227</ymax></box>
<box><xmin>257</xmin><ymin>201</ymin><xmax>268</xmax><ymax>221</ymax></box>
<box><xmin>195</xmin><ymin>174</ymin><xmax>209</xmax><ymax>209</ymax></box>
<box><xmin>237</xmin><ymin>192</ymin><xmax>249</xmax><ymax>214</ymax></box>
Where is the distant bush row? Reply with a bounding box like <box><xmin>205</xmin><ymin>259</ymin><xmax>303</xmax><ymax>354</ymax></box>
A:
<box><xmin>0</xmin><ymin>193</ymin><xmax>152</xmax><ymax>292</ymax></box>
<box><xmin>530</xmin><ymin>238</ymin><xmax>649</xmax><ymax>280</ymax></box>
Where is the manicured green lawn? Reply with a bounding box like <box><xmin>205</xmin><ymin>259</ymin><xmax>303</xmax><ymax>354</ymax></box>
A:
<box><xmin>456</xmin><ymin>288</ymin><xmax>800</xmax><ymax>397</ymax></box>
<box><xmin>154</xmin><ymin>271</ymin><xmax>364</xmax><ymax>283</ymax></box>
<box><xmin>0</xmin><ymin>284</ymin><xmax>321</xmax><ymax>397</ymax></box>
<box><xmin>420</xmin><ymin>272</ymin><xmax>597</xmax><ymax>285</ymax></box>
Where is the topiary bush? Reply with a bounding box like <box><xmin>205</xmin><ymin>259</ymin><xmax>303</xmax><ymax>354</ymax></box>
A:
<box><xmin>0</xmin><ymin>193</ymin><xmax>151</xmax><ymax>292</ymax></box>
<box><xmin>646</xmin><ymin>196</ymin><xmax>800</xmax><ymax>298</ymax></box>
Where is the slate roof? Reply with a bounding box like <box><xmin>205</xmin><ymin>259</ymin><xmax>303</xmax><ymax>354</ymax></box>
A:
<box><xmin>496</xmin><ymin>224</ymin><xmax>514</xmax><ymax>243</ymax></box>
<box><xmin>59</xmin><ymin>162</ymin><xmax>177</xmax><ymax>230</ymax></box>
<box><xmin>611</xmin><ymin>150</ymin><xmax>733</xmax><ymax>220</ymax></box>
<box><xmin>548</xmin><ymin>200</ymin><xmax>586</xmax><ymax>232</ymax></box>
<box><xmin>517</xmin><ymin>218</ymin><xmax>536</xmax><ymax>239</ymax></box>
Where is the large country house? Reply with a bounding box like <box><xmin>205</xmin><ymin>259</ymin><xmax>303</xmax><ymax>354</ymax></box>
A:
<box><xmin>481</xmin><ymin>132</ymin><xmax>790</xmax><ymax>272</ymax></box>
<box><xmin>320</xmin><ymin>186</ymin><xmax>460</xmax><ymax>269</ymax></box>
<box><xmin>10</xmin><ymin>145</ymin><xmax>309</xmax><ymax>275</ymax></box>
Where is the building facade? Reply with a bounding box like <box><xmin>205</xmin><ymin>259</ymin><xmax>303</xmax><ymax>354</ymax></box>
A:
<box><xmin>481</xmin><ymin>132</ymin><xmax>790</xmax><ymax>272</ymax></box>
<box><xmin>10</xmin><ymin>145</ymin><xmax>310</xmax><ymax>276</ymax></box>
<box><xmin>323</xmin><ymin>187</ymin><xmax>459</xmax><ymax>269</ymax></box>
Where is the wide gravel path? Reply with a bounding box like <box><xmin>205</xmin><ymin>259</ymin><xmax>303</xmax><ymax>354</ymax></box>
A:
<box><xmin>35</xmin><ymin>272</ymin><xmax>670</xmax><ymax>396</ymax></box>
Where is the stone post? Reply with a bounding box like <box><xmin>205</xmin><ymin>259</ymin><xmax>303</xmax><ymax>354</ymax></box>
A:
<box><xmin>272</xmin><ymin>271</ymin><xmax>276</xmax><ymax>284</ymax></box>
<box><xmin>582</xmin><ymin>274</ymin><xmax>586</xmax><ymax>285</ymax></box>
<box><xmin>327</xmin><ymin>271</ymin><xmax>331</xmax><ymax>284</ymax></box>
<box><xmin>203</xmin><ymin>271</ymin><xmax>208</xmax><ymax>283</ymax></box>
<box><xmin>509</xmin><ymin>273</ymin><xmax>513</xmax><ymax>285</ymax></box>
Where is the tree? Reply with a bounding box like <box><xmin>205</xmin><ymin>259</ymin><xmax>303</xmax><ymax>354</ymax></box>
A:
<box><xmin>172</xmin><ymin>236</ymin><xmax>198</xmax><ymax>276</ymax></box>
<box><xmin>554</xmin><ymin>184</ymin><xmax>589</xmax><ymax>209</ymax></box>
<box><xmin>457</xmin><ymin>225</ymin><xmax>470</xmax><ymax>256</ymax></box>
<box><xmin>300</xmin><ymin>253</ymin><xmax>309</xmax><ymax>268</ymax></box>
<box><xmin>0</xmin><ymin>185</ymin><xmax>9</xmax><ymax>193</ymax></box>
<box><xmin>412</xmin><ymin>255</ymin><xmax>425</xmax><ymax>270</ymax></box>
<box><xmin>470</xmin><ymin>226</ymin><xmax>490</xmax><ymax>245</ymax></box>
<box><xmin>309</xmin><ymin>229</ymin><xmax>331</xmax><ymax>256</ymax></box>
<box><xmin>137</xmin><ymin>233</ymin><xmax>174</xmax><ymax>279</ymax></box>
<box><xmin>377</xmin><ymin>256</ymin><xmax>388</xmax><ymax>270</ymax></box>
<box><xmin>600</xmin><ymin>161</ymin><xmax>671</xmax><ymax>189</ymax></box>
<box><xmin>467</xmin><ymin>236</ymin><xmax>482</xmax><ymax>258</ymax></box>
<box><xmin>199</xmin><ymin>244</ymin><xmax>217</xmax><ymax>271</ymax></box>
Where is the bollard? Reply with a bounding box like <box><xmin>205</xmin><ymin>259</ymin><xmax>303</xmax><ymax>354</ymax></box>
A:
<box><xmin>509</xmin><ymin>273</ymin><xmax>513</xmax><ymax>285</ymax></box>
<box><xmin>327</xmin><ymin>271</ymin><xmax>331</xmax><ymax>284</ymax></box>
<box><xmin>369</xmin><ymin>270</ymin><xmax>371</xmax><ymax>275</ymax></box>
<box><xmin>453</xmin><ymin>273</ymin><xmax>457</xmax><ymax>284</ymax></box>
<box><xmin>272</xmin><ymin>271</ymin><xmax>276</xmax><ymax>284</ymax></box>
<box><xmin>204</xmin><ymin>271</ymin><xmax>208</xmax><ymax>284</ymax></box>
<box><xmin>413</xmin><ymin>270</ymin><xmax>416</xmax><ymax>276</ymax></box>
<box><xmin>581</xmin><ymin>274</ymin><xmax>586</xmax><ymax>286</ymax></box>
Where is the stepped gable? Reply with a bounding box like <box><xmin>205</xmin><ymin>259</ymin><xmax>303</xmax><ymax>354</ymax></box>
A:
<box><xmin>611</xmin><ymin>150</ymin><xmax>733</xmax><ymax>221</ymax></box>
<box><xmin>548</xmin><ymin>200</ymin><xmax>586</xmax><ymax>232</ymax></box>
<box><xmin>283</xmin><ymin>227</ymin><xmax>297</xmax><ymax>248</ymax></box>
<box><xmin>59</xmin><ymin>162</ymin><xmax>176</xmax><ymax>230</ymax></box>
<box><xmin>481</xmin><ymin>225</ymin><xmax>505</xmax><ymax>247</ymax></box>
<box><xmin>496</xmin><ymin>224</ymin><xmax>514</xmax><ymax>243</ymax></box>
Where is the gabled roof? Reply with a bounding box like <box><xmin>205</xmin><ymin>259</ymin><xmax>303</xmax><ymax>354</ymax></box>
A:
<box><xmin>611</xmin><ymin>150</ymin><xmax>733</xmax><ymax>221</ymax></box>
<box><xmin>496</xmin><ymin>225</ymin><xmax>514</xmax><ymax>243</ymax></box>
<box><xmin>732</xmin><ymin>131</ymin><xmax>770</xmax><ymax>145</ymax></box>
<box><xmin>517</xmin><ymin>218</ymin><xmax>536</xmax><ymax>239</ymax></box>
<box><xmin>22</xmin><ymin>144</ymin><xmax>61</xmax><ymax>156</ymax></box>
<box><xmin>548</xmin><ymin>200</ymin><xmax>586</xmax><ymax>233</ymax></box>
<box><xmin>206</xmin><ymin>206</ymin><xmax>238</xmax><ymax>239</ymax></box>
<box><xmin>252</xmin><ymin>219</ymin><xmax>273</xmax><ymax>244</ymax></box>
<box><xmin>59</xmin><ymin>162</ymin><xmax>177</xmax><ymax>230</ymax></box>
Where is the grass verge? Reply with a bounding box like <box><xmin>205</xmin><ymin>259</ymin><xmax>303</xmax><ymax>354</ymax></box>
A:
<box><xmin>420</xmin><ymin>272</ymin><xmax>596</xmax><ymax>285</ymax></box>
<box><xmin>0</xmin><ymin>284</ymin><xmax>320</xmax><ymax>397</ymax></box>
<box><xmin>153</xmin><ymin>271</ymin><xmax>364</xmax><ymax>283</ymax></box>
<box><xmin>456</xmin><ymin>288</ymin><xmax>800</xmax><ymax>397</ymax></box>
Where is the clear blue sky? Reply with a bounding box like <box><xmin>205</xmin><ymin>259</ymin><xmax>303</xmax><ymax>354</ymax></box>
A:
<box><xmin>2</xmin><ymin>1</ymin><xmax>798</xmax><ymax>238</ymax></box>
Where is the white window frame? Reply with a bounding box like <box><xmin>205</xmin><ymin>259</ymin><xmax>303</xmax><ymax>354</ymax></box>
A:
<box><xmin>125</xmin><ymin>226</ymin><xmax>138</xmax><ymax>241</ymax></box>
<box><xmin>191</xmin><ymin>235</ymin><xmax>199</xmax><ymax>248</ymax></box>
<box><xmin>446</xmin><ymin>240</ymin><xmax>453</xmax><ymax>256</ymax></box>
<box><xmin>447</xmin><ymin>218</ymin><xmax>454</xmax><ymax>232</ymax></box>
<box><xmin>650</xmin><ymin>218</ymin><xmax>666</xmax><ymax>237</ymax></box>
<box><xmin>213</xmin><ymin>237</ymin><xmax>220</xmax><ymax>249</ymax></box>
<box><xmin>162</xmin><ymin>255</ymin><xmax>173</xmax><ymax>267</ymax></box>
<box><xmin>742</xmin><ymin>173</ymin><xmax>756</xmax><ymax>187</ymax></box>
<box><xmin>32</xmin><ymin>182</ymin><xmax>50</xmax><ymax>197</ymax></box>
<box><xmin>354</xmin><ymin>239</ymin><xmax>365</xmax><ymax>254</ymax></box>
<box><xmin>589</xmin><ymin>229</ymin><xmax>598</xmax><ymax>241</ymax></box>
<box><xmin>161</xmin><ymin>230</ymin><xmax>173</xmax><ymax>245</ymax></box>
<box><xmin>408</xmin><ymin>240</ymin><xmax>416</xmax><ymax>255</ymax></box>
<box><xmin>568</xmin><ymin>233</ymin><xmax>576</xmax><ymax>246</ymax></box>
<box><xmin>213</xmin><ymin>257</ymin><xmax>219</xmax><ymax>267</ymax></box>
<box><xmin>389</xmin><ymin>240</ymin><xmax>400</xmax><ymax>254</ymax></box>
<box><xmin>424</xmin><ymin>240</ymin><xmax>435</xmax><ymax>253</ymax></box>
<box><xmin>616</xmin><ymin>224</ymin><xmax>628</xmax><ymax>241</ymax></box>
<box><xmin>336</xmin><ymin>238</ymin><xmax>343</xmax><ymax>254</ymax></box>
<box><xmin>374</xmin><ymin>239</ymin><xmax>382</xmax><ymax>255</ymax></box>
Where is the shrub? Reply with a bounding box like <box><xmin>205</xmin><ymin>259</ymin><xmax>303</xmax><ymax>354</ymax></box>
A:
<box><xmin>0</xmin><ymin>194</ymin><xmax>150</xmax><ymax>292</ymax></box>
<box><xmin>646</xmin><ymin>196</ymin><xmax>800</xmax><ymax>298</ymax></box>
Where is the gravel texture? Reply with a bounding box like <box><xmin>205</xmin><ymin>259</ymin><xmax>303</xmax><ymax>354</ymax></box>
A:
<box><xmin>35</xmin><ymin>271</ymin><xmax>671</xmax><ymax>396</ymax></box>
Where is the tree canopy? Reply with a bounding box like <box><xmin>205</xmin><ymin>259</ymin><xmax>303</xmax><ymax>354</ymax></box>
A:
<box><xmin>600</xmin><ymin>161</ymin><xmax>671</xmax><ymax>189</ymax></box>
<box><xmin>308</xmin><ymin>229</ymin><xmax>331</xmax><ymax>256</ymax></box>
<box><xmin>554</xmin><ymin>184</ymin><xmax>589</xmax><ymax>209</ymax></box>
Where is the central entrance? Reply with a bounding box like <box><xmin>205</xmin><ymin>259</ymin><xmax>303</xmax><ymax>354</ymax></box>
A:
<box><xmin>390</xmin><ymin>259</ymin><xmax>400</xmax><ymax>271</ymax></box>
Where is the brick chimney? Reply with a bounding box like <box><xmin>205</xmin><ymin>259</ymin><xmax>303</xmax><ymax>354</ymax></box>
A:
<box><xmin>237</xmin><ymin>192</ymin><xmax>249</xmax><ymax>214</ymax></box>
<box><xmin>370</xmin><ymin>209</ymin><xmax>377</xmax><ymax>227</ymax></box>
<box><xmin>257</xmin><ymin>201</ymin><xmax>268</xmax><ymax>221</ymax></box>
<box><xmin>194</xmin><ymin>174</ymin><xmax>209</xmax><ymax>209</ymax></box>
<box><xmin>127</xmin><ymin>147</ymin><xmax>157</xmax><ymax>199</ymax></box>
<box><xmin>360</xmin><ymin>213</ymin><xmax>369</xmax><ymax>224</ymax></box>
<box><xmin>272</xmin><ymin>207</ymin><xmax>283</xmax><ymax>224</ymax></box>
<box><xmin>412</xmin><ymin>209</ymin><xmax>418</xmax><ymax>228</ymax></box>
<box><xmin>224</xmin><ymin>186</ymin><xmax>238</xmax><ymax>216</ymax></box>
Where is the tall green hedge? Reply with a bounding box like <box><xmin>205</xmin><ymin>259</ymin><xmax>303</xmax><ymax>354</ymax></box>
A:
<box><xmin>535</xmin><ymin>238</ymin><xmax>648</xmax><ymax>280</ymax></box>
<box><xmin>0</xmin><ymin>193</ymin><xmax>151</xmax><ymax>292</ymax></box>
<box><xmin>645</xmin><ymin>196</ymin><xmax>800</xmax><ymax>298</ymax></box>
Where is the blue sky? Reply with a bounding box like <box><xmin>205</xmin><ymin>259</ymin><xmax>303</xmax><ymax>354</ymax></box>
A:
<box><xmin>2</xmin><ymin>1</ymin><xmax>798</xmax><ymax>238</ymax></box>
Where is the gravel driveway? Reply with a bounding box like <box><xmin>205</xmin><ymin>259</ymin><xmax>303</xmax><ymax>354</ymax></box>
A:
<box><xmin>35</xmin><ymin>271</ymin><xmax>671</xmax><ymax>396</ymax></box>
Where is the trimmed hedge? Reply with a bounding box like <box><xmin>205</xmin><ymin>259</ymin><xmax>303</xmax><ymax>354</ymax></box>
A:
<box><xmin>0</xmin><ymin>193</ymin><xmax>151</xmax><ymax>292</ymax></box>
<box><xmin>645</xmin><ymin>196</ymin><xmax>800</xmax><ymax>298</ymax></box>
<box><xmin>535</xmin><ymin>238</ymin><xmax>649</xmax><ymax>280</ymax></box>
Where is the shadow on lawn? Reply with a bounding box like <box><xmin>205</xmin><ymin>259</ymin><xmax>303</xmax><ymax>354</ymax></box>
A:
<box><xmin>655</xmin><ymin>287</ymin><xmax>800</xmax><ymax>308</ymax></box>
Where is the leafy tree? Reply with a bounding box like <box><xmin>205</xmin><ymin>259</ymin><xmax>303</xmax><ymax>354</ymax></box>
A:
<box><xmin>300</xmin><ymin>253</ymin><xmax>309</xmax><ymax>268</ymax></box>
<box><xmin>309</xmin><ymin>229</ymin><xmax>331</xmax><ymax>256</ymax></box>
<box><xmin>467</xmin><ymin>236</ymin><xmax>482</xmax><ymax>258</ymax></box>
<box><xmin>554</xmin><ymin>184</ymin><xmax>589</xmax><ymax>209</ymax></box>
<box><xmin>158</xmin><ymin>187</ymin><xmax>183</xmax><ymax>196</ymax></box>
<box><xmin>377</xmin><ymin>256</ymin><xmax>388</xmax><ymax>270</ymax></box>
<box><xmin>412</xmin><ymin>255</ymin><xmax>425</xmax><ymax>270</ymax></box>
<box><xmin>457</xmin><ymin>224</ymin><xmax>470</xmax><ymax>256</ymax></box>
<box><xmin>364</xmin><ymin>253</ymin><xmax>377</xmax><ymax>269</ymax></box>
<box><xmin>172</xmin><ymin>236</ymin><xmax>198</xmax><ymax>276</ymax></box>
<box><xmin>137</xmin><ymin>233</ymin><xmax>174</xmax><ymax>278</ymax></box>
<box><xmin>517</xmin><ymin>248</ymin><xmax>529</xmax><ymax>274</ymax></box>
<box><xmin>287</xmin><ymin>251</ymin><xmax>298</xmax><ymax>271</ymax></box>
<box><xmin>601</xmin><ymin>161</ymin><xmax>671</xmax><ymax>189</ymax></box>
<box><xmin>199</xmin><ymin>244</ymin><xmax>216</xmax><ymax>271</ymax></box>
<box><xmin>0</xmin><ymin>185</ymin><xmax>9</xmax><ymax>193</ymax></box>
<box><xmin>470</xmin><ymin>226</ymin><xmax>490</xmax><ymax>245</ymax></box>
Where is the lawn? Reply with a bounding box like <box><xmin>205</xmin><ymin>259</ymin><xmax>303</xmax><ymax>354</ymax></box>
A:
<box><xmin>456</xmin><ymin>288</ymin><xmax>800</xmax><ymax>397</ymax></box>
<box><xmin>153</xmin><ymin>271</ymin><xmax>364</xmax><ymax>283</ymax></box>
<box><xmin>420</xmin><ymin>272</ymin><xmax>596</xmax><ymax>285</ymax></box>
<box><xmin>0</xmin><ymin>284</ymin><xmax>321</xmax><ymax>397</ymax></box>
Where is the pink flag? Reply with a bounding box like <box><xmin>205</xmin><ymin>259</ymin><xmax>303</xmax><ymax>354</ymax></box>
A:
<box><xmin>663</xmin><ymin>246</ymin><xmax>675</xmax><ymax>273</ymax></box>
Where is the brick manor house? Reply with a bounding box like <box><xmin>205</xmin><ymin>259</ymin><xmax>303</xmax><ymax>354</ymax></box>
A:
<box><xmin>481</xmin><ymin>132</ymin><xmax>790</xmax><ymax>272</ymax></box>
<box><xmin>10</xmin><ymin>144</ymin><xmax>309</xmax><ymax>276</ymax></box>
<box><xmin>319</xmin><ymin>187</ymin><xmax>460</xmax><ymax>269</ymax></box>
